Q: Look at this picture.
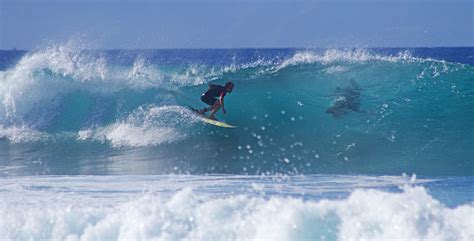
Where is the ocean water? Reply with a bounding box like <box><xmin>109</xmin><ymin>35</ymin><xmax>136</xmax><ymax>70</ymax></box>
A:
<box><xmin>0</xmin><ymin>43</ymin><xmax>473</xmax><ymax>240</ymax></box>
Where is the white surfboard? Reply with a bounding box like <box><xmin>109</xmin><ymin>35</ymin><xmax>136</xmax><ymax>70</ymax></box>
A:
<box><xmin>188</xmin><ymin>107</ymin><xmax>236</xmax><ymax>128</ymax></box>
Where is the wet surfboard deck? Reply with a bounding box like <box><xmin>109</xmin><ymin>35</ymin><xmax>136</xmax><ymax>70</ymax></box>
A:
<box><xmin>188</xmin><ymin>107</ymin><xmax>236</xmax><ymax>128</ymax></box>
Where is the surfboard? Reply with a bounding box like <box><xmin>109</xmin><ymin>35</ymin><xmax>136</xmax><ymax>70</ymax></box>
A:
<box><xmin>188</xmin><ymin>107</ymin><xmax>236</xmax><ymax>128</ymax></box>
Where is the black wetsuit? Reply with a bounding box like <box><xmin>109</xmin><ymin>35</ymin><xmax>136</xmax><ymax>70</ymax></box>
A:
<box><xmin>201</xmin><ymin>84</ymin><xmax>227</xmax><ymax>106</ymax></box>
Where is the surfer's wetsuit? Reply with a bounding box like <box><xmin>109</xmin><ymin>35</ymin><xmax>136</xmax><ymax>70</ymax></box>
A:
<box><xmin>201</xmin><ymin>84</ymin><xmax>227</xmax><ymax>106</ymax></box>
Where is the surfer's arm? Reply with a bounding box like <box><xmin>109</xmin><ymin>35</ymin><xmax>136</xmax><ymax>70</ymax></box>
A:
<box><xmin>220</xmin><ymin>93</ymin><xmax>226</xmax><ymax>114</ymax></box>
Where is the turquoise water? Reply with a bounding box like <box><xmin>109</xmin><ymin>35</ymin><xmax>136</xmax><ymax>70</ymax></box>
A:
<box><xmin>0</xmin><ymin>46</ymin><xmax>472</xmax><ymax>175</ymax></box>
<box><xmin>0</xmin><ymin>44</ymin><xmax>473</xmax><ymax>240</ymax></box>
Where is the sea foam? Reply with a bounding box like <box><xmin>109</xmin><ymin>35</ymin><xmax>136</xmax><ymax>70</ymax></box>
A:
<box><xmin>77</xmin><ymin>105</ymin><xmax>198</xmax><ymax>147</ymax></box>
<box><xmin>0</xmin><ymin>185</ymin><xmax>471</xmax><ymax>241</ymax></box>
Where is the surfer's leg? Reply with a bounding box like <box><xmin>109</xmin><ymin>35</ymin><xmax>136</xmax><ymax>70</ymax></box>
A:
<box><xmin>209</xmin><ymin>102</ymin><xmax>221</xmax><ymax>120</ymax></box>
<box><xmin>200</xmin><ymin>95</ymin><xmax>217</xmax><ymax>114</ymax></box>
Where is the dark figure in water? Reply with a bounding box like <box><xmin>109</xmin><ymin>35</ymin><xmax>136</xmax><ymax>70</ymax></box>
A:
<box><xmin>326</xmin><ymin>79</ymin><xmax>362</xmax><ymax>118</ymax></box>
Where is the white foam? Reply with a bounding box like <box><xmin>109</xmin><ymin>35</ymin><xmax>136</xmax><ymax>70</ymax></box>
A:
<box><xmin>170</xmin><ymin>65</ymin><xmax>210</xmax><ymax>87</ymax></box>
<box><xmin>169</xmin><ymin>58</ymin><xmax>274</xmax><ymax>87</ymax></box>
<box><xmin>325</xmin><ymin>65</ymin><xmax>349</xmax><ymax>74</ymax></box>
<box><xmin>0</xmin><ymin>183</ymin><xmax>471</xmax><ymax>241</ymax></box>
<box><xmin>127</xmin><ymin>56</ymin><xmax>165</xmax><ymax>89</ymax></box>
<box><xmin>274</xmin><ymin>49</ymin><xmax>427</xmax><ymax>71</ymax></box>
<box><xmin>0</xmin><ymin>125</ymin><xmax>47</xmax><ymax>143</ymax></box>
<box><xmin>77</xmin><ymin>105</ymin><xmax>197</xmax><ymax>147</ymax></box>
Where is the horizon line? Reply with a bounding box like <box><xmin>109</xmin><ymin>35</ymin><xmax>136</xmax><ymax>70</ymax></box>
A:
<box><xmin>1</xmin><ymin>46</ymin><xmax>474</xmax><ymax>51</ymax></box>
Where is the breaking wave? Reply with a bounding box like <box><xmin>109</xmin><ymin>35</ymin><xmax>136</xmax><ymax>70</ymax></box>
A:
<box><xmin>1</xmin><ymin>43</ymin><xmax>473</xmax><ymax>175</ymax></box>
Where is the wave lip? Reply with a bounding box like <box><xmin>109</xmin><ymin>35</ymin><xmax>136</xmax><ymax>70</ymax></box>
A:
<box><xmin>0</xmin><ymin>42</ymin><xmax>214</xmax><ymax>125</ymax></box>
<box><xmin>274</xmin><ymin>48</ymin><xmax>431</xmax><ymax>72</ymax></box>
<box><xmin>0</xmin><ymin>42</ymin><xmax>108</xmax><ymax>125</ymax></box>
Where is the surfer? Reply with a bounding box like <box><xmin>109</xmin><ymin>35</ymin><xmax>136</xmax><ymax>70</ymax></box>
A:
<box><xmin>326</xmin><ymin>79</ymin><xmax>362</xmax><ymax>118</ymax></box>
<box><xmin>198</xmin><ymin>81</ymin><xmax>234</xmax><ymax>120</ymax></box>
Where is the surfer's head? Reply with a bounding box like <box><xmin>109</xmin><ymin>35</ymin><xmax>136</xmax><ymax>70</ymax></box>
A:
<box><xmin>225</xmin><ymin>81</ymin><xmax>234</xmax><ymax>93</ymax></box>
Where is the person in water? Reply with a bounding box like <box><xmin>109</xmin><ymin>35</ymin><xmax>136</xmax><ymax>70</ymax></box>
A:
<box><xmin>198</xmin><ymin>81</ymin><xmax>234</xmax><ymax>120</ymax></box>
<box><xmin>326</xmin><ymin>79</ymin><xmax>362</xmax><ymax>118</ymax></box>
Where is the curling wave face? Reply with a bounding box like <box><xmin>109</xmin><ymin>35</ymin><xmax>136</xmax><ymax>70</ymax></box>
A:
<box><xmin>0</xmin><ymin>44</ymin><xmax>473</xmax><ymax>175</ymax></box>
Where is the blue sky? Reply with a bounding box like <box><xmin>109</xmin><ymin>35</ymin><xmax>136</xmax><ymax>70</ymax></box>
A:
<box><xmin>1</xmin><ymin>0</ymin><xmax>473</xmax><ymax>49</ymax></box>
